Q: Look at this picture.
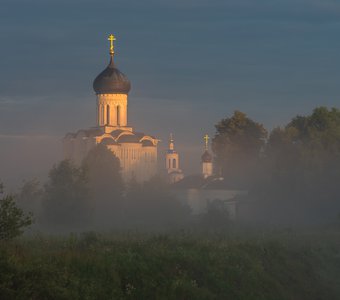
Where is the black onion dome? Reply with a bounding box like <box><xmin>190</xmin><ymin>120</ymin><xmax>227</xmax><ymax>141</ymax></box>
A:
<box><xmin>201</xmin><ymin>150</ymin><xmax>212</xmax><ymax>163</ymax></box>
<box><xmin>93</xmin><ymin>56</ymin><xmax>131</xmax><ymax>94</ymax></box>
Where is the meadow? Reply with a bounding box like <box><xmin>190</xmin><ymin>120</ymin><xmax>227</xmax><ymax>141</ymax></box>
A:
<box><xmin>1</xmin><ymin>228</ymin><xmax>340</xmax><ymax>300</ymax></box>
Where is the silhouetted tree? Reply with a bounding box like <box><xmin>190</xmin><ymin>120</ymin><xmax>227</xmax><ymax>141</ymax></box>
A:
<box><xmin>212</xmin><ymin>111</ymin><xmax>267</xmax><ymax>187</ymax></box>
<box><xmin>267</xmin><ymin>107</ymin><xmax>340</xmax><ymax>188</ymax></box>
<box><xmin>42</xmin><ymin>160</ymin><xmax>92</xmax><ymax>229</ymax></box>
<box><xmin>199</xmin><ymin>199</ymin><xmax>230</xmax><ymax>229</ymax></box>
<box><xmin>16</xmin><ymin>178</ymin><xmax>43</xmax><ymax>221</ymax></box>
<box><xmin>262</xmin><ymin>106</ymin><xmax>340</xmax><ymax>223</ymax></box>
<box><xmin>0</xmin><ymin>184</ymin><xmax>33</xmax><ymax>240</ymax></box>
<box><xmin>82</xmin><ymin>144</ymin><xmax>124</xmax><ymax>226</ymax></box>
<box><xmin>124</xmin><ymin>176</ymin><xmax>190</xmax><ymax>229</ymax></box>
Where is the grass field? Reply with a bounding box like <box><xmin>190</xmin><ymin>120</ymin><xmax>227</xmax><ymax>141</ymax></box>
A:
<box><xmin>1</xmin><ymin>229</ymin><xmax>340</xmax><ymax>300</ymax></box>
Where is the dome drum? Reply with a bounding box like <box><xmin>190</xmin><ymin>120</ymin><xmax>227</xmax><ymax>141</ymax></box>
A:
<box><xmin>201</xmin><ymin>150</ymin><xmax>213</xmax><ymax>163</ymax></box>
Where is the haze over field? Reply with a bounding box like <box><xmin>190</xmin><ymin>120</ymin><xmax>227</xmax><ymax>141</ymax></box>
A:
<box><xmin>1</xmin><ymin>0</ymin><xmax>340</xmax><ymax>186</ymax></box>
<box><xmin>1</xmin><ymin>3</ymin><xmax>340</xmax><ymax>299</ymax></box>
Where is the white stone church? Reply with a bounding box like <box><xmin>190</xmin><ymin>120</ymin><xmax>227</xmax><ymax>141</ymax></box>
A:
<box><xmin>63</xmin><ymin>35</ymin><xmax>159</xmax><ymax>182</ymax></box>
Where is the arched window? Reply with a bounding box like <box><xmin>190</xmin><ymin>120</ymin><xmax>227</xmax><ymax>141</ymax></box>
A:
<box><xmin>168</xmin><ymin>158</ymin><xmax>171</xmax><ymax>169</ymax></box>
<box><xmin>172</xmin><ymin>158</ymin><xmax>177</xmax><ymax>169</ymax></box>
<box><xmin>106</xmin><ymin>105</ymin><xmax>110</xmax><ymax>125</ymax></box>
<box><xmin>117</xmin><ymin>106</ymin><xmax>121</xmax><ymax>126</ymax></box>
<box><xmin>100</xmin><ymin>105</ymin><xmax>104</xmax><ymax>125</ymax></box>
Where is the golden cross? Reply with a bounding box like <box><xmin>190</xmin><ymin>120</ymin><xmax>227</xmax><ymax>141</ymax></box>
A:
<box><xmin>108</xmin><ymin>34</ymin><xmax>116</xmax><ymax>55</ymax></box>
<box><xmin>204</xmin><ymin>134</ymin><xmax>209</xmax><ymax>150</ymax></box>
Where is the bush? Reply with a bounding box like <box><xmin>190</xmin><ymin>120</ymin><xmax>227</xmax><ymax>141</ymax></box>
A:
<box><xmin>0</xmin><ymin>192</ymin><xmax>33</xmax><ymax>241</ymax></box>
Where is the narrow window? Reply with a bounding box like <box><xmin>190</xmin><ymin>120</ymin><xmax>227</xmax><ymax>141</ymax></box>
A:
<box><xmin>101</xmin><ymin>105</ymin><xmax>104</xmax><ymax>125</ymax></box>
<box><xmin>117</xmin><ymin>106</ymin><xmax>121</xmax><ymax>126</ymax></box>
<box><xmin>172</xmin><ymin>158</ymin><xmax>176</xmax><ymax>169</ymax></box>
<box><xmin>106</xmin><ymin>105</ymin><xmax>110</xmax><ymax>125</ymax></box>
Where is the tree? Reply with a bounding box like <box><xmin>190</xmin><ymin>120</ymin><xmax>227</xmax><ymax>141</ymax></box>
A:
<box><xmin>0</xmin><ymin>185</ymin><xmax>33</xmax><ymax>240</ymax></box>
<box><xmin>262</xmin><ymin>106</ymin><xmax>340</xmax><ymax>223</ymax></box>
<box><xmin>267</xmin><ymin>107</ymin><xmax>340</xmax><ymax>187</ymax></box>
<box><xmin>82</xmin><ymin>144</ymin><xmax>124</xmax><ymax>226</ymax></box>
<box><xmin>82</xmin><ymin>144</ymin><xmax>123</xmax><ymax>197</ymax></box>
<box><xmin>42</xmin><ymin>160</ymin><xmax>92</xmax><ymax>229</ymax></box>
<box><xmin>124</xmin><ymin>176</ymin><xmax>190</xmax><ymax>229</ymax></box>
<box><xmin>16</xmin><ymin>178</ymin><xmax>43</xmax><ymax>221</ymax></box>
<box><xmin>212</xmin><ymin>111</ymin><xmax>267</xmax><ymax>187</ymax></box>
<box><xmin>199</xmin><ymin>199</ymin><xmax>230</xmax><ymax>229</ymax></box>
<box><xmin>265</xmin><ymin>126</ymin><xmax>303</xmax><ymax>191</ymax></box>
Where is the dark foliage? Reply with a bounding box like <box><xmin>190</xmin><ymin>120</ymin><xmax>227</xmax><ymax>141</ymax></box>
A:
<box><xmin>124</xmin><ymin>176</ymin><xmax>190</xmax><ymax>229</ymax></box>
<box><xmin>199</xmin><ymin>199</ymin><xmax>231</xmax><ymax>229</ymax></box>
<box><xmin>0</xmin><ymin>188</ymin><xmax>33</xmax><ymax>241</ymax></box>
<box><xmin>82</xmin><ymin>144</ymin><xmax>124</xmax><ymax>226</ymax></box>
<box><xmin>0</xmin><ymin>232</ymin><xmax>339</xmax><ymax>299</ymax></box>
<box><xmin>42</xmin><ymin>160</ymin><xmax>92</xmax><ymax>229</ymax></box>
<box><xmin>16</xmin><ymin>178</ymin><xmax>43</xmax><ymax>221</ymax></box>
<box><xmin>259</xmin><ymin>106</ymin><xmax>340</xmax><ymax>223</ymax></box>
<box><xmin>212</xmin><ymin>110</ymin><xmax>267</xmax><ymax>188</ymax></box>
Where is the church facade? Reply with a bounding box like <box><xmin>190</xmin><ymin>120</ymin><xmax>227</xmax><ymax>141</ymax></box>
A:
<box><xmin>63</xmin><ymin>34</ymin><xmax>159</xmax><ymax>182</ymax></box>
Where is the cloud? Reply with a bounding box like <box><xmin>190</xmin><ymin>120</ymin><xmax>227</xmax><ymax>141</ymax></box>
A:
<box><xmin>0</xmin><ymin>96</ymin><xmax>22</xmax><ymax>106</ymax></box>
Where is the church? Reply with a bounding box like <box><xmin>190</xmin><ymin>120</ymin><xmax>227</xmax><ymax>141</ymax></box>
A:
<box><xmin>63</xmin><ymin>34</ymin><xmax>159</xmax><ymax>182</ymax></box>
<box><xmin>167</xmin><ymin>134</ymin><xmax>247</xmax><ymax>219</ymax></box>
<box><xmin>62</xmin><ymin>34</ymin><xmax>247</xmax><ymax>219</ymax></box>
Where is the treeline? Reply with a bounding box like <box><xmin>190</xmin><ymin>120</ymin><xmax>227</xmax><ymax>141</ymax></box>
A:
<box><xmin>212</xmin><ymin>106</ymin><xmax>340</xmax><ymax>224</ymax></box>
<box><xmin>3</xmin><ymin>106</ymin><xmax>340</xmax><ymax>233</ymax></box>
<box><xmin>12</xmin><ymin>144</ymin><xmax>190</xmax><ymax>232</ymax></box>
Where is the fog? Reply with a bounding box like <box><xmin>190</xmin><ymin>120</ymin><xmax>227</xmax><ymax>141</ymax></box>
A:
<box><xmin>2</xmin><ymin>3</ymin><xmax>340</xmax><ymax>300</ymax></box>
<box><xmin>2</xmin><ymin>0</ymin><xmax>340</xmax><ymax>191</ymax></box>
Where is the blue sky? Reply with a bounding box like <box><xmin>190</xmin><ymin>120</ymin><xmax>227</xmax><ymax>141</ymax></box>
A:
<box><xmin>1</xmin><ymin>0</ymin><xmax>340</xmax><ymax>186</ymax></box>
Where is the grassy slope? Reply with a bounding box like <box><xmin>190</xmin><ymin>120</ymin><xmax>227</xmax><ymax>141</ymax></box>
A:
<box><xmin>0</xmin><ymin>230</ymin><xmax>340</xmax><ymax>300</ymax></box>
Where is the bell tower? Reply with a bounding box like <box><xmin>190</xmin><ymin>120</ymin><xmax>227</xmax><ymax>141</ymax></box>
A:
<box><xmin>202</xmin><ymin>134</ymin><xmax>213</xmax><ymax>178</ymax></box>
<box><xmin>165</xmin><ymin>134</ymin><xmax>184</xmax><ymax>183</ymax></box>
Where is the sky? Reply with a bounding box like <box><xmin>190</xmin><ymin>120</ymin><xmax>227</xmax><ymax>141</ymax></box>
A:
<box><xmin>0</xmin><ymin>0</ymin><xmax>340</xmax><ymax>187</ymax></box>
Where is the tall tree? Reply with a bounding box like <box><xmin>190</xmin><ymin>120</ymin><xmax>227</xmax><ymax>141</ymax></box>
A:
<box><xmin>42</xmin><ymin>160</ymin><xmax>92</xmax><ymax>229</ymax></box>
<box><xmin>82</xmin><ymin>144</ymin><xmax>124</xmax><ymax>226</ymax></box>
<box><xmin>264</xmin><ymin>107</ymin><xmax>340</xmax><ymax>222</ymax></box>
<box><xmin>212</xmin><ymin>111</ymin><xmax>267</xmax><ymax>187</ymax></box>
<box><xmin>267</xmin><ymin>107</ymin><xmax>340</xmax><ymax>187</ymax></box>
